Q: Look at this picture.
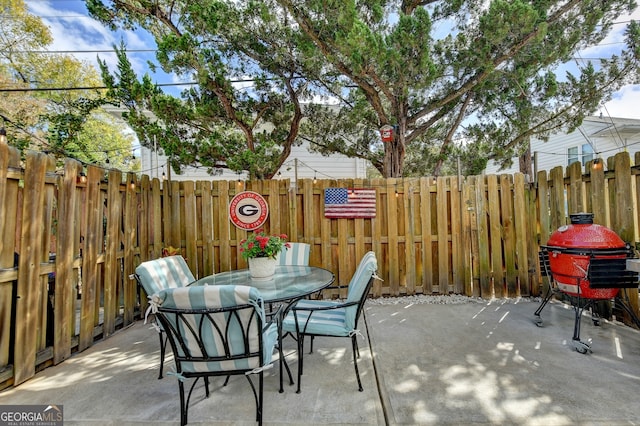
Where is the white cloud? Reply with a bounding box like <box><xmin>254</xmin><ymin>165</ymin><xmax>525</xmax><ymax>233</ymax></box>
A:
<box><xmin>28</xmin><ymin>1</ymin><xmax>163</xmax><ymax>78</ymax></box>
<box><xmin>600</xmin><ymin>85</ymin><xmax>640</xmax><ymax>119</ymax></box>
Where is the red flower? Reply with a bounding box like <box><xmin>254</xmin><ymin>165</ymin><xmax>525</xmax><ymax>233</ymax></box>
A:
<box><xmin>239</xmin><ymin>229</ymin><xmax>288</xmax><ymax>260</ymax></box>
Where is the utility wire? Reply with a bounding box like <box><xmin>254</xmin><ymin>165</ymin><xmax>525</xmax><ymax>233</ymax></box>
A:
<box><xmin>5</xmin><ymin>49</ymin><xmax>158</xmax><ymax>54</ymax></box>
<box><xmin>0</xmin><ymin>82</ymin><xmax>196</xmax><ymax>92</ymax></box>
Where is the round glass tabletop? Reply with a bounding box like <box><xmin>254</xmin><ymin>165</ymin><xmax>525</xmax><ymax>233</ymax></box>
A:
<box><xmin>192</xmin><ymin>265</ymin><xmax>335</xmax><ymax>303</ymax></box>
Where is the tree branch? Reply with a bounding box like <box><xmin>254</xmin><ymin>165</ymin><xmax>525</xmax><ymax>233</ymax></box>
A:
<box><xmin>280</xmin><ymin>0</ymin><xmax>391</xmax><ymax>125</ymax></box>
<box><xmin>412</xmin><ymin>0</ymin><xmax>583</xmax><ymax>126</ymax></box>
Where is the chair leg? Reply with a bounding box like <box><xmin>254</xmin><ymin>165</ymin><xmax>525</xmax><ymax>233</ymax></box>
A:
<box><xmin>351</xmin><ymin>336</ymin><xmax>363</xmax><ymax>392</ymax></box>
<box><xmin>178</xmin><ymin>380</ymin><xmax>187</xmax><ymax>426</ymax></box>
<box><xmin>278</xmin><ymin>330</ymin><xmax>294</xmax><ymax>393</ymax></box>
<box><xmin>158</xmin><ymin>331</ymin><xmax>167</xmax><ymax>379</ymax></box>
<box><xmin>296</xmin><ymin>334</ymin><xmax>305</xmax><ymax>393</ymax></box>
<box><xmin>258</xmin><ymin>372</ymin><xmax>264</xmax><ymax>425</ymax></box>
<box><xmin>244</xmin><ymin>373</ymin><xmax>262</xmax><ymax>424</ymax></box>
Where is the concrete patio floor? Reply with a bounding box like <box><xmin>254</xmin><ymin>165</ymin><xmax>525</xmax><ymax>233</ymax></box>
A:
<box><xmin>2</xmin><ymin>296</ymin><xmax>640</xmax><ymax>425</ymax></box>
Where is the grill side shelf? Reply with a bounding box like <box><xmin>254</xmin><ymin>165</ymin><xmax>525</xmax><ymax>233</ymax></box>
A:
<box><xmin>588</xmin><ymin>258</ymin><xmax>639</xmax><ymax>289</ymax></box>
<box><xmin>539</xmin><ymin>249</ymin><xmax>551</xmax><ymax>277</ymax></box>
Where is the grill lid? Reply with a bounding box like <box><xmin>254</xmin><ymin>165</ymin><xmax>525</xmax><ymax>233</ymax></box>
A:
<box><xmin>547</xmin><ymin>213</ymin><xmax>625</xmax><ymax>250</ymax></box>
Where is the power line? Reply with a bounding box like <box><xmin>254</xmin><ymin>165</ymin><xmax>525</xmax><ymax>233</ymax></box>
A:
<box><xmin>0</xmin><ymin>81</ymin><xmax>198</xmax><ymax>92</ymax></box>
<box><xmin>534</xmin><ymin>139</ymin><xmax>640</xmax><ymax>157</ymax></box>
<box><xmin>0</xmin><ymin>73</ymin><xmax>302</xmax><ymax>92</ymax></box>
<box><xmin>3</xmin><ymin>49</ymin><xmax>158</xmax><ymax>54</ymax></box>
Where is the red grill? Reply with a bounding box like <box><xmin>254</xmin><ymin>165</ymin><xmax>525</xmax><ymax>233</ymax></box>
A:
<box><xmin>545</xmin><ymin>213</ymin><xmax>627</xmax><ymax>299</ymax></box>
<box><xmin>535</xmin><ymin>213</ymin><xmax>639</xmax><ymax>353</ymax></box>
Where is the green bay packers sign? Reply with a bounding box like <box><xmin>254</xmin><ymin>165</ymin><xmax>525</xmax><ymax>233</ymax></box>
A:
<box><xmin>229</xmin><ymin>191</ymin><xmax>269</xmax><ymax>230</ymax></box>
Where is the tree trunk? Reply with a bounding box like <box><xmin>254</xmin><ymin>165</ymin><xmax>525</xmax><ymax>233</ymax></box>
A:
<box><xmin>519</xmin><ymin>144</ymin><xmax>532</xmax><ymax>179</ymax></box>
<box><xmin>382</xmin><ymin>123</ymin><xmax>406</xmax><ymax>178</ymax></box>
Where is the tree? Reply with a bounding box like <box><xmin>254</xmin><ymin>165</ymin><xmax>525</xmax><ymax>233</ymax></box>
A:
<box><xmin>0</xmin><ymin>0</ymin><xmax>136</xmax><ymax>170</ymax></box>
<box><xmin>88</xmin><ymin>0</ymin><xmax>640</xmax><ymax>178</ymax></box>
<box><xmin>60</xmin><ymin>111</ymin><xmax>139</xmax><ymax>171</ymax></box>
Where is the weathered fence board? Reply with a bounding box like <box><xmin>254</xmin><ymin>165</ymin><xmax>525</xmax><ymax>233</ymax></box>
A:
<box><xmin>53</xmin><ymin>159</ymin><xmax>82</xmax><ymax>364</ymax></box>
<box><xmin>123</xmin><ymin>173</ymin><xmax>137</xmax><ymax>325</ymax></box>
<box><xmin>14</xmin><ymin>151</ymin><xmax>54</xmax><ymax>385</ymax></box>
<box><xmin>0</xmin><ymin>143</ymin><xmax>20</xmax><ymax>371</ymax></box>
<box><xmin>436</xmin><ymin>177</ymin><xmax>449</xmax><ymax>294</ymax></box>
<box><xmin>487</xmin><ymin>175</ymin><xmax>503</xmax><ymax>297</ymax></box>
<box><xmin>404</xmin><ymin>179</ymin><xmax>416</xmax><ymax>295</ymax></box>
<box><xmin>79</xmin><ymin>165</ymin><xmax>102</xmax><ymax>352</ymax></box>
<box><xmin>461</xmin><ymin>176</ymin><xmax>474</xmax><ymax>296</ymax></box>
<box><xmin>450</xmin><ymin>177</ymin><xmax>463</xmax><ymax>294</ymax></box>
<box><xmin>419</xmin><ymin>177</ymin><xmax>433</xmax><ymax>294</ymax></box>
<box><xmin>590</xmin><ymin>163</ymin><xmax>607</xmax><ymax>226</ymax></box>
<box><xmin>514</xmin><ymin>174</ymin><xmax>529</xmax><ymax>296</ymax></box>
<box><xmin>103</xmin><ymin>170</ymin><xmax>121</xmax><ymax>338</ymax></box>
<box><xmin>474</xmin><ymin>176</ymin><xmax>491</xmax><ymax>297</ymax></box>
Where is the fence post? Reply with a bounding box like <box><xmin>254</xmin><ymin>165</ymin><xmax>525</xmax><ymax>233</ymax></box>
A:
<box><xmin>0</xmin><ymin>141</ymin><xmax>20</xmax><ymax>374</ymax></box>
<box><xmin>53</xmin><ymin>159</ymin><xmax>82</xmax><ymax>364</ymax></box>
<box><xmin>14</xmin><ymin>151</ymin><xmax>55</xmax><ymax>385</ymax></box>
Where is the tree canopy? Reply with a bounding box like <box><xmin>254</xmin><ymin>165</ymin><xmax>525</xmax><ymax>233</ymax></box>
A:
<box><xmin>0</xmin><ymin>0</ymin><xmax>138</xmax><ymax>171</ymax></box>
<box><xmin>88</xmin><ymin>0</ymin><xmax>640</xmax><ymax>178</ymax></box>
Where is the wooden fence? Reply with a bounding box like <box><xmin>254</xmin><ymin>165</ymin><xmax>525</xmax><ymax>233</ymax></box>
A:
<box><xmin>1</xmin><ymin>139</ymin><xmax>640</xmax><ymax>389</ymax></box>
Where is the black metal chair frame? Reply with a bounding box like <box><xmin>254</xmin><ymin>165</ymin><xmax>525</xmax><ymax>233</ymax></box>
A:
<box><xmin>156</xmin><ymin>302</ymin><xmax>283</xmax><ymax>426</ymax></box>
<box><xmin>289</xmin><ymin>274</ymin><xmax>375</xmax><ymax>393</ymax></box>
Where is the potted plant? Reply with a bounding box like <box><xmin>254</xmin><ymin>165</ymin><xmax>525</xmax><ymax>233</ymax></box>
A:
<box><xmin>240</xmin><ymin>229</ymin><xmax>289</xmax><ymax>279</ymax></box>
<box><xmin>162</xmin><ymin>246</ymin><xmax>182</xmax><ymax>257</ymax></box>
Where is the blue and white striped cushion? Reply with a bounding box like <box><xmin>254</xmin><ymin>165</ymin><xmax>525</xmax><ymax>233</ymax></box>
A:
<box><xmin>135</xmin><ymin>255</ymin><xmax>195</xmax><ymax>296</ymax></box>
<box><xmin>344</xmin><ymin>251</ymin><xmax>377</xmax><ymax>328</ymax></box>
<box><xmin>157</xmin><ymin>285</ymin><xmax>275</xmax><ymax>373</ymax></box>
<box><xmin>282</xmin><ymin>251</ymin><xmax>377</xmax><ymax>335</ymax></box>
<box><xmin>282</xmin><ymin>300</ymin><xmax>350</xmax><ymax>336</ymax></box>
<box><xmin>277</xmin><ymin>243</ymin><xmax>311</xmax><ymax>266</ymax></box>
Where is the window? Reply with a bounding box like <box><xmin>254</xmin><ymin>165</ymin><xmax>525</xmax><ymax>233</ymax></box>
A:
<box><xmin>582</xmin><ymin>144</ymin><xmax>594</xmax><ymax>164</ymax></box>
<box><xmin>568</xmin><ymin>147</ymin><xmax>579</xmax><ymax>165</ymax></box>
<box><xmin>567</xmin><ymin>145</ymin><xmax>595</xmax><ymax>166</ymax></box>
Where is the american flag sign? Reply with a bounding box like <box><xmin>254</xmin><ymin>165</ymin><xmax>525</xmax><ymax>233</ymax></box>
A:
<box><xmin>324</xmin><ymin>188</ymin><xmax>376</xmax><ymax>218</ymax></box>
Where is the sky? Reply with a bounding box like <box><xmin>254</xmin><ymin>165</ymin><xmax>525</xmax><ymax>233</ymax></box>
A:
<box><xmin>26</xmin><ymin>0</ymin><xmax>184</xmax><ymax>96</ymax></box>
<box><xmin>24</xmin><ymin>0</ymin><xmax>640</xmax><ymax>121</ymax></box>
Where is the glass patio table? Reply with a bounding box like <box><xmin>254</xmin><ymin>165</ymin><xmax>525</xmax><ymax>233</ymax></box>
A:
<box><xmin>192</xmin><ymin>265</ymin><xmax>335</xmax><ymax>305</ymax></box>
<box><xmin>191</xmin><ymin>265</ymin><xmax>335</xmax><ymax>392</ymax></box>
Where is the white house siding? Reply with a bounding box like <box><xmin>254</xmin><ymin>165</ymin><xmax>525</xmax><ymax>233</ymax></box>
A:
<box><xmin>275</xmin><ymin>142</ymin><xmax>368</xmax><ymax>181</ymax></box>
<box><xmin>139</xmin><ymin>140</ymin><xmax>368</xmax><ymax>182</ymax></box>
<box><xmin>483</xmin><ymin>116</ymin><xmax>640</xmax><ymax>175</ymax></box>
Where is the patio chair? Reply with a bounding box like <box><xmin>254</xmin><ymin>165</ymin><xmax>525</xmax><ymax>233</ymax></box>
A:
<box><xmin>282</xmin><ymin>251</ymin><xmax>379</xmax><ymax>393</ymax></box>
<box><xmin>150</xmin><ymin>285</ymin><xmax>280</xmax><ymax>426</ymax></box>
<box><xmin>130</xmin><ymin>255</ymin><xmax>196</xmax><ymax>379</ymax></box>
<box><xmin>267</xmin><ymin>242</ymin><xmax>313</xmax><ymax>317</ymax></box>
<box><xmin>276</xmin><ymin>242</ymin><xmax>311</xmax><ymax>266</ymax></box>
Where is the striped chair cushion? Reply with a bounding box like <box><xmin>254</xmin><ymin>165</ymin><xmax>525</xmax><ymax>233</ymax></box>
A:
<box><xmin>157</xmin><ymin>285</ymin><xmax>276</xmax><ymax>373</ymax></box>
<box><xmin>282</xmin><ymin>251</ymin><xmax>377</xmax><ymax>336</ymax></box>
<box><xmin>276</xmin><ymin>243</ymin><xmax>311</xmax><ymax>266</ymax></box>
<box><xmin>135</xmin><ymin>255</ymin><xmax>195</xmax><ymax>296</ymax></box>
<box><xmin>282</xmin><ymin>300</ymin><xmax>350</xmax><ymax>336</ymax></box>
<box><xmin>344</xmin><ymin>251</ymin><xmax>377</xmax><ymax>327</ymax></box>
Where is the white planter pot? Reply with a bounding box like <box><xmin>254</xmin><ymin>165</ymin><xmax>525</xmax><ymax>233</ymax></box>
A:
<box><xmin>248</xmin><ymin>257</ymin><xmax>277</xmax><ymax>280</ymax></box>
